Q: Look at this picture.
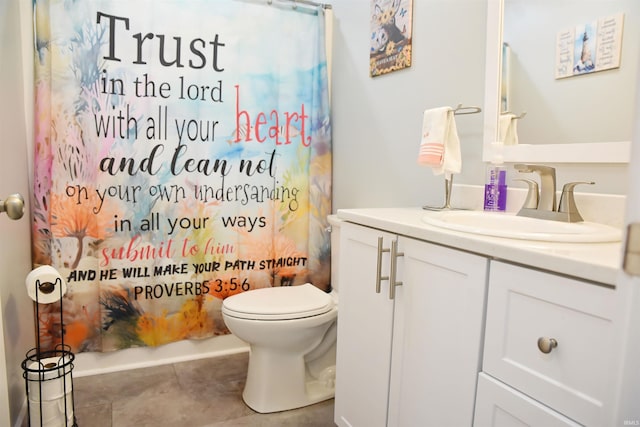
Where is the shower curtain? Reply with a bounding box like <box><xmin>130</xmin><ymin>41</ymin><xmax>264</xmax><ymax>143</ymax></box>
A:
<box><xmin>32</xmin><ymin>0</ymin><xmax>332</xmax><ymax>352</ymax></box>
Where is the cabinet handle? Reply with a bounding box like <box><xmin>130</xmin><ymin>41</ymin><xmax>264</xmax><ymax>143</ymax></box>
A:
<box><xmin>376</xmin><ymin>237</ymin><xmax>390</xmax><ymax>294</ymax></box>
<box><xmin>537</xmin><ymin>337</ymin><xmax>558</xmax><ymax>354</ymax></box>
<box><xmin>389</xmin><ymin>240</ymin><xmax>404</xmax><ymax>300</ymax></box>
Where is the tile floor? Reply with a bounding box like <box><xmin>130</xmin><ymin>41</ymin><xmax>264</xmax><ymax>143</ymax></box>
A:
<box><xmin>63</xmin><ymin>352</ymin><xmax>335</xmax><ymax>427</ymax></box>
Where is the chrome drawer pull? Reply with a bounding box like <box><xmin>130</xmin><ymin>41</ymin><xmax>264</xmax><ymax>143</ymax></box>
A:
<box><xmin>376</xmin><ymin>237</ymin><xmax>390</xmax><ymax>293</ymax></box>
<box><xmin>537</xmin><ymin>337</ymin><xmax>558</xmax><ymax>354</ymax></box>
<box><xmin>389</xmin><ymin>240</ymin><xmax>404</xmax><ymax>300</ymax></box>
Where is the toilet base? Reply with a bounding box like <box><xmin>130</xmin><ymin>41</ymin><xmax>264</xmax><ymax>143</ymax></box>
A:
<box><xmin>242</xmin><ymin>347</ymin><xmax>336</xmax><ymax>413</ymax></box>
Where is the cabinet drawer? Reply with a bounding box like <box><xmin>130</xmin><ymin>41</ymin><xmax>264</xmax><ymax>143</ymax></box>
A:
<box><xmin>474</xmin><ymin>373</ymin><xmax>580</xmax><ymax>427</ymax></box>
<box><xmin>483</xmin><ymin>261</ymin><xmax>617</xmax><ymax>426</ymax></box>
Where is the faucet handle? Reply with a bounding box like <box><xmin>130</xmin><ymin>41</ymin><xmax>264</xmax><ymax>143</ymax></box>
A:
<box><xmin>558</xmin><ymin>181</ymin><xmax>595</xmax><ymax>222</ymax></box>
<box><xmin>514</xmin><ymin>179</ymin><xmax>539</xmax><ymax>209</ymax></box>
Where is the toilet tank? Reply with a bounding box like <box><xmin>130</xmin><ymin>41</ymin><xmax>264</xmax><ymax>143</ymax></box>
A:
<box><xmin>327</xmin><ymin>215</ymin><xmax>342</xmax><ymax>293</ymax></box>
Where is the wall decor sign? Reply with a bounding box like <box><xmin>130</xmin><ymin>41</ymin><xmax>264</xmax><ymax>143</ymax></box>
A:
<box><xmin>555</xmin><ymin>13</ymin><xmax>624</xmax><ymax>79</ymax></box>
<box><xmin>370</xmin><ymin>0</ymin><xmax>413</xmax><ymax>77</ymax></box>
<box><xmin>33</xmin><ymin>0</ymin><xmax>332</xmax><ymax>353</ymax></box>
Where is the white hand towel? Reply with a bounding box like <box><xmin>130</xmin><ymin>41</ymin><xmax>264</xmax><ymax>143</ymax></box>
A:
<box><xmin>417</xmin><ymin>107</ymin><xmax>461</xmax><ymax>176</ymax></box>
<box><xmin>498</xmin><ymin>113</ymin><xmax>519</xmax><ymax>145</ymax></box>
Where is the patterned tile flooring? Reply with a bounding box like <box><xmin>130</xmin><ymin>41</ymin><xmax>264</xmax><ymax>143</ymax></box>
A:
<box><xmin>67</xmin><ymin>352</ymin><xmax>335</xmax><ymax>427</ymax></box>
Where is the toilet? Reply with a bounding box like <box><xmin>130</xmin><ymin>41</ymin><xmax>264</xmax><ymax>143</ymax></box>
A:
<box><xmin>221</xmin><ymin>217</ymin><xmax>341</xmax><ymax>414</ymax></box>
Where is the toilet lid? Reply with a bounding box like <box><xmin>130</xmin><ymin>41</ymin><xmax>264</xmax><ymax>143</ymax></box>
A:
<box><xmin>222</xmin><ymin>283</ymin><xmax>334</xmax><ymax>320</ymax></box>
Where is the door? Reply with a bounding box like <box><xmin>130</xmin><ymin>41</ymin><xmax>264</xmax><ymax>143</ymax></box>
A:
<box><xmin>0</xmin><ymin>0</ymin><xmax>35</xmax><ymax>425</ymax></box>
<box><xmin>334</xmin><ymin>223</ymin><xmax>396</xmax><ymax>427</ymax></box>
<box><xmin>614</xmin><ymin>57</ymin><xmax>640</xmax><ymax>425</ymax></box>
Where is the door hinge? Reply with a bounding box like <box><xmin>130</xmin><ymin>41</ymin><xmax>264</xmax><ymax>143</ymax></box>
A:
<box><xmin>623</xmin><ymin>222</ymin><xmax>640</xmax><ymax>277</ymax></box>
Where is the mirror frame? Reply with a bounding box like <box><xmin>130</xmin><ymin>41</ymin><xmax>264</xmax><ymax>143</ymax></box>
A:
<box><xmin>482</xmin><ymin>0</ymin><xmax>631</xmax><ymax>163</ymax></box>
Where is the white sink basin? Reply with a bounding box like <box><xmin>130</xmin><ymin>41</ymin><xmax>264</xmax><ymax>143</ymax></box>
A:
<box><xmin>422</xmin><ymin>210</ymin><xmax>622</xmax><ymax>243</ymax></box>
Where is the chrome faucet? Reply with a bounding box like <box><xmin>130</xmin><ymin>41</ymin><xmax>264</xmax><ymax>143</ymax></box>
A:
<box><xmin>514</xmin><ymin>164</ymin><xmax>593</xmax><ymax>222</ymax></box>
<box><xmin>514</xmin><ymin>164</ymin><xmax>556</xmax><ymax>211</ymax></box>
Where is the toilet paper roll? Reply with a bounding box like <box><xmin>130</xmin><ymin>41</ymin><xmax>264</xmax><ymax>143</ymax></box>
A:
<box><xmin>26</xmin><ymin>265</ymin><xmax>67</xmax><ymax>304</ymax></box>
<box><xmin>26</xmin><ymin>356</ymin><xmax>74</xmax><ymax>425</ymax></box>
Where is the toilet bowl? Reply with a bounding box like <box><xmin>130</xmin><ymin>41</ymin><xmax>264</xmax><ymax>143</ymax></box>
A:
<box><xmin>221</xmin><ymin>283</ymin><xmax>338</xmax><ymax>413</ymax></box>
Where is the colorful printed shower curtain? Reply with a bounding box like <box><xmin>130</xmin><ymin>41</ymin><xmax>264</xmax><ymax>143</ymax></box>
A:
<box><xmin>32</xmin><ymin>0</ymin><xmax>332</xmax><ymax>352</ymax></box>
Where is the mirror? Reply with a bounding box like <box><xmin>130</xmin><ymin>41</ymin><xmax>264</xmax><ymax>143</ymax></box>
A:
<box><xmin>483</xmin><ymin>0</ymin><xmax>639</xmax><ymax>163</ymax></box>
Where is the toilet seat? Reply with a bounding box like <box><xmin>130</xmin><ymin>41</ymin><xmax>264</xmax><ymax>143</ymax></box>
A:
<box><xmin>222</xmin><ymin>283</ymin><xmax>334</xmax><ymax>320</ymax></box>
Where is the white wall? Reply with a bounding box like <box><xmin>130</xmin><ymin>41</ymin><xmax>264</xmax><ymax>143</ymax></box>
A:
<box><xmin>329</xmin><ymin>0</ymin><xmax>630</xmax><ymax>211</ymax></box>
<box><xmin>331</xmin><ymin>0</ymin><xmax>489</xmax><ymax>210</ymax></box>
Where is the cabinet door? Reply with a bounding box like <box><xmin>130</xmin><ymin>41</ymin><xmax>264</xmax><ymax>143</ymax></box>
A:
<box><xmin>474</xmin><ymin>373</ymin><xmax>581</xmax><ymax>427</ymax></box>
<box><xmin>334</xmin><ymin>223</ymin><xmax>396</xmax><ymax>427</ymax></box>
<box><xmin>387</xmin><ymin>238</ymin><xmax>489</xmax><ymax>427</ymax></box>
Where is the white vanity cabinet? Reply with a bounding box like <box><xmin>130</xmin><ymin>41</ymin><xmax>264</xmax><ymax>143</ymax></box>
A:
<box><xmin>334</xmin><ymin>221</ymin><xmax>489</xmax><ymax>427</ymax></box>
<box><xmin>475</xmin><ymin>261</ymin><xmax>618</xmax><ymax>427</ymax></box>
<box><xmin>334</xmin><ymin>223</ymin><xmax>396</xmax><ymax>427</ymax></box>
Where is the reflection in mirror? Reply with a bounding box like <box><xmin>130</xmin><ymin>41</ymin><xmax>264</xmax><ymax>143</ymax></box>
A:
<box><xmin>504</xmin><ymin>0</ymin><xmax>638</xmax><ymax>145</ymax></box>
<box><xmin>483</xmin><ymin>0</ymin><xmax>638</xmax><ymax>163</ymax></box>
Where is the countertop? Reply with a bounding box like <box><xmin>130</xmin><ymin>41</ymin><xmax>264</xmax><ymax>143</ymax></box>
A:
<box><xmin>336</xmin><ymin>207</ymin><xmax>623</xmax><ymax>286</ymax></box>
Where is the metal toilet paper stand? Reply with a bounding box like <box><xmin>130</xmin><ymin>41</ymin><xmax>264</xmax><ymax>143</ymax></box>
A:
<box><xmin>22</xmin><ymin>276</ymin><xmax>78</xmax><ymax>427</ymax></box>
